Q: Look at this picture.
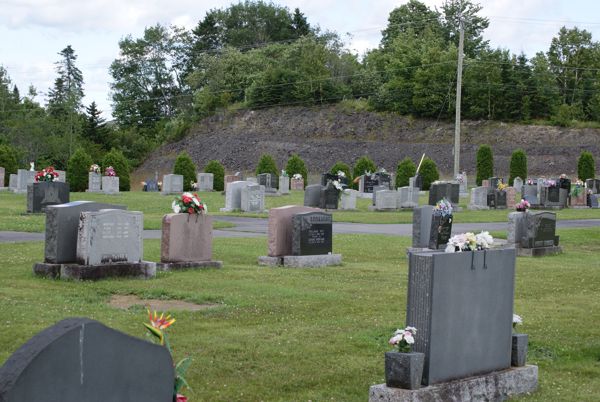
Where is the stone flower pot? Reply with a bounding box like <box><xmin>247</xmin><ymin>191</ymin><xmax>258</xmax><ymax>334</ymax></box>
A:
<box><xmin>511</xmin><ymin>333</ymin><xmax>528</xmax><ymax>367</ymax></box>
<box><xmin>384</xmin><ymin>351</ymin><xmax>424</xmax><ymax>389</ymax></box>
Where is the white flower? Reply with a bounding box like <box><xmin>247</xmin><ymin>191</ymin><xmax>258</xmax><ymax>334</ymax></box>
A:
<box><xmin>203</xmin><ymin>204</ymin><xmax>208</xmax><ymax>214</ymax></box>
<box><xmin>171</xmin><ymin>200</ymin><xmax>181</xmax><ymax>214</ymax></box>
<box><xmin>292</xmin><ymin>173</ymin><xmax>302</xmax><ymax>180</ymax></box>
<box><xmin>405</xmin><ymin>326</ymin><xmax>417</xmax><ymax>334</ymax></box>
<box><xmin>404</xmin><ymin>332</ymin><xmax>415</xmax><ymax>344</ymax></box>
<box><xmin>192</xmin><ymin>197</ymin><xmax>200</xmax><ymax>206</ymax></box>
<box><xmin>332</xmin><ymin>180</ymin><xmax>343</xmax><ymax>191</ymax></box>
<box><xmin>337</xmin><ymin>170</ymin><xmax>346</xmax><ymax>178</ymax></box>
<box><xmin>389</xmin><ymin>334</ymin><xmax>402</xmax><ymax>346</ymax></box>
<box><xmin>513</xmin><ymin>314</ymin><xmax>522</xmax><ymax>325</ymax></box>
<box><xmin>445</xmin><ymin>243</ymin><xmax>456</xmax><ymax>253</ymax></box>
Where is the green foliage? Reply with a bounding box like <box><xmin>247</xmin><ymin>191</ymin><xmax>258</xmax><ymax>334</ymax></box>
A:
<box><xmin>476</xmin><ymin>145</ymin><xmax>494</xmax><ymax>186</ymax></box>
<box><xmin>256</xmin><ymin>154</ymin><xmax>279</xmax><ymax>179</ymax></box>
<box><xmin>552</xmin><ymin>103</ymin><xmax>584</xmax><ymax>127</ymax></box>
<box><xmin>330</xmin><ymin>162</ymin><xmax>351</xmax><ymax>180</ymax></box>
<box><xmin>0</xmin><ymin>144</ymin><xmax>18</xmax><ymax>186</ymax></box>
<box><xmin>173</xmin><ymin>151</ymin><xmax>197</xmax><ymax>191</ymax></box>
<box><xmin>419</xmin><ymin>158</ymin><xmax>439</xmax><ymax>191</ymax></box>
<box><xmin>352</xmin><ymin>156</ymin><xmax>377</xmax><ymax>178</ymax></box>
<box><xmin>102</xmin><ymin>148</ymin><xmax>131</xmax><ymax>191</ymax></box>
<box><xmin>67</xmin><ymin>148</ymin><xmax>93</xmax><ymax>192</ymax></box>
<box><xmin>509</xmin><ymin>149</ymin><xmax>527</xmax><ymax>186</ymax></box>
<box><xmin>577</xmin><ymin>151</ymin><xmax>595</xmax><ymax>181</ymax></box>
<box><xmin>396</xmin><ymin>157</ymin><xmax>416</xmax><ymax>188</ymax></box>
<box><xmin>204</xmin><ymin>160</ymin><xmax>225</xmax><ymax>191</ymax></box>
<box><xmin>285</xmin><ymin>154</ymin><xmax>308</xmax><ymax>188</ymax></box>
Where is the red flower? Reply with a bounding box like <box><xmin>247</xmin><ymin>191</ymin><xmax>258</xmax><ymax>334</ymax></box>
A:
<box><xmin>176</xmin><ymin>394</ymin><xmax>188</xmax><ymax>402</ymax></box>
<box><xmin>182</xmin><ymin>195</ymin><xmax>192</xmax><ymax>204</ymax></box>
<box><xmin>188</xmin><ymin>207</ymin><xmax>194</xmax><ymax>214</ymax></box>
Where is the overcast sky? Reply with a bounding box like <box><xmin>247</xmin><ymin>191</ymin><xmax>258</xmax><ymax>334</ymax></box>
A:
<box><xmin>2</xmin><ymin>0</ymin><xmax>600</xmax><ymax>119</ymax></box>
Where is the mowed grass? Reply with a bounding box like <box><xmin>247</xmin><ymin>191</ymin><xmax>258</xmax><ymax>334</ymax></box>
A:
<box><xmin>1</xmin><ymin>190</ymin><xmax>599</xmax><ymax>232</ymax></box>
<box><xmin>0</xmin><ymin>228</ymin><xmax>599</xmax><ymax>400</ymax></box>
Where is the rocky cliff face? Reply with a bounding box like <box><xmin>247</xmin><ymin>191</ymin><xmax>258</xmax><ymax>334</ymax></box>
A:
<box><xmin>135</xmin><ymin>105</ymin><xmax>600</xmax><ymax>179</ymax></box>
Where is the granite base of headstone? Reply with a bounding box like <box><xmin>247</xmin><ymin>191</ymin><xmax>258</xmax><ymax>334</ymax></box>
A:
<box><xmin>368</xmin><ymin>365</ymin><xmax>538</xmax><ymax>402</ymax></box>
<box><xmin>161</xmin><ymin>174</ymin><xmax>183</xmax><ymax>195</ymax></box>
<box><xmin>26</xmin><ymin>182</ymin><xmax>70</xmax><ymax>213</ymax></box>
<box><xmin>0</xmin><ymin>318</ymin><xmax>174</xmax><ymax>402</ymax></box>
<box><xmin>197</xmin><ymin>172</ymin><xmax>214</xmax><ymax>191</ymax></box>
<box><xmin>87</xmin><ymin>172</ymin><xmax>102</xmax><ymax>192</ymax></box>
<box><xmin>157</xmin><ymin>213</ymin><xmax>222</xmax><ymax>271</ymax></box>
<box><xmin>102</xmin><ymin>176</ymin><xmax>120</xmax><ymax>194</ymax></box>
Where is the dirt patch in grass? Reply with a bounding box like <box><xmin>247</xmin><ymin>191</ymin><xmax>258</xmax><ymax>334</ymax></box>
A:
<box><xmin>109</xmin><ymin>294</ymin><xmax>219</xmax><ymax>311</ymax></box>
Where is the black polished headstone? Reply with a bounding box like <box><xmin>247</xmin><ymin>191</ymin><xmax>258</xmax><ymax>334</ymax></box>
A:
<box><xmin>521</xmin><ymin>211</ymin><xmax>558</xmax><ymax>248</ymax></box>
<box><xmin>496</xmin><ymin>190</ymin><xmax>507</xmax><ymax>208</ymax></box>
<box><xmin>428</xmin><ymin>214</ymin><xmax>452</xmax><ymax>250</ymax></box>
<box><xmin>26</xmin><ymin>182</ymin><xmax>70</xmax><ymax>213</ymax></box>
<box><xmin>376</xmin><ymin>172</ymin><xmax>392</xmax><ymax>189</ymax></box>
<box><xmin>319</xmin><ymin>182</ymin><xmax>339</xmax><ymax>210</ymax></box>
<box><xmin>559</xmin><ymin>178</ymin><xmax>571</xmax><ymax>192</ymax></box>
<box><xmin>0</xmin><ymin>318</ymin><xmax>174</xmax><ymax>402</ymax></box>
<box><xmin>292</xmin><ymin>211</ymin><xmax>333</xmax><ymax>255</ymax></box>
<box><xmin>487</xmin><ymin>192</ymin><xmax>496</xmax><ymax>208</ymax></box>
<box><xmin>258</xmin><ymin>173</ymin><xmax>278</xmax><ymax>190</ymax></box>
<box><xmin>489</xmin><ymin>177</ymin><xmax>503</xmax><ymax>190</ymax></box>
<box><xmin>362</xmin><ymin>175</ymin><xmax>378</xmax><ymax>193</ymax></box>
<box><xmin>547</xmin><ymin>186</ymin><xmax>560</xmax><ymax>203</ymax></box>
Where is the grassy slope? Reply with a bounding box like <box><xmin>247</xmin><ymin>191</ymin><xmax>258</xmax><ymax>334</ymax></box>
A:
<box><xmin>0</xmin><ymin>228</ymin><xmax>599</xmax><ymax>400</ymax></box>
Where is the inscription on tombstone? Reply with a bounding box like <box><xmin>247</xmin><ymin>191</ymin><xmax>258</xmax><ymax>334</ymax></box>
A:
<box><xmin>241</xmin><ymin>184</ymin><xmax>265</xmax><ymax>212</ymax></box>
<box><xmin>292</xmin><ymin>212</ymin><xmax>333</xmax><ymax>256</ymax></box>
<box><xmin>197</xmin><ymin>173</ymin><xmax>214</xmax><ymax>191</ymax></box>
<box><xmin>521</xmin><ymin>211</ymin><xmax>558</xmax><ymax>248</ymax></box>
<box><xmin>88</xmin><ymin>172</ymin><xmax>102</xmax><ymax>192</ymax></box>
<box><xmin>162</xmin><ymin>174</ymin><xmax>183</xmax><ymax>194</ymax></box>
<box><xmin>27</xmin><ymin>182</ymin><xmax>70</xmax><ymax>213</ymax></box>
<box><xmin>360</xmin><ymin>175</ymin><xmax>378</xmax><ymax>193</ymax></box>
<box><xmin>319</xmin><ymin>182</ymin><xmax>340</xmax><ymax>210</ymax></box>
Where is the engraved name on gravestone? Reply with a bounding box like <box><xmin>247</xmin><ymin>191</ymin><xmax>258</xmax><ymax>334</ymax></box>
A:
<box><xmin>88</xmin><ymin>172</ymin><xmax>102</xmax><ymax>192</ymax></box>
<box><xmin>303</xmin><ymin>184</ymin><xmax>322</xmax><ymax>207</ymax></box>
<box><xmin>197</xmin><ymin>173</ymin><xmax>214</xmax><ymax>191</ymax></box>
<box><xmin>45</xmin><ymin>201</ymin><xmax>127</xmax><ymax>264</ymax></box>
<box><xmin>292</xmin><ymin>212</ymin><xmax>333</xmax><ymax>256</ymax></box>
<box><xmin>0</xmin><ymin>318</ymin><xmax>174</xmax><ymax>402</ymax></box>
<box><xmin>241</xmin><ymin>183</ymin><xmax>265</xmax><ymax>212</ymax></box>
<box><xmin>77</xmin><ymin>210</ymin><xmax>143</xmax><ymax>266</ymax></box>
<box><xmin>360</xmin><ymin>175</ymin><xmax>378</xmax><ymax>193</ymax></box>
<box><xmin>27</xmin><ymin>182</ymin><xmax>70</xmax><ymax>213</ymax></box>
<box><xmin>375</xmin><ymin>190</ymin><xmax>398</xmax><ymax>210</ymax></box>
<box><xmin>319</xmin><ymin>182</ymin><xmax>339</xmax><ymax>210</ymax></box>
<box><xmin>102</xmin><ymin>176</ymin><xmax>119</xmax><ymax>194</ymax></box>
<box><xmin>162</xmin><ymin>174</ymin><xmax>183</xmax><ymax>194</ymax></box>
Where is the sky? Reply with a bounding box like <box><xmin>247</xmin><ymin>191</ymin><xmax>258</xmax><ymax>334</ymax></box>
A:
<box><xmin>2</xmin><ymin>0</ymin><xmax>600</xmax><ymax>119</ymax></box>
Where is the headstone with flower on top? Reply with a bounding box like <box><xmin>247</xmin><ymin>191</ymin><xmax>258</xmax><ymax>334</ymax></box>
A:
<box><xmin>27</xmin><ymin>167</ymin><xmax>70</xmax><ymax>213</ymax></box>
<box><xmin>102</xmin><ymin>166</ymin><xmax>119</xmax><ymax>194</ymax></box>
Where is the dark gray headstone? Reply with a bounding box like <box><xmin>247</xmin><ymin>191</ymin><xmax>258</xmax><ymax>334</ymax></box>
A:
<box><xmin>521</xmin><ymin>211</ymin><xmax>558</xmax><ymax>248</ymax></box>
<box><xmin>258</xmin><ymin>173</ymin><xmax>278</xmax><ymax>191</ymax></box>
<box><xmin>487</xmin><ymin>192</ymin><xmax>496</xmax><ymax>208</ymax></box>
<box><xmin>321</xmin><ymin>173</ymin><xmax>337</xmax><ymax>186</ymax></box>
<box><xmin>45</xmin><ymin>201</ymin><xmax>127</xmax><ymax>264</ymax></box>
<box><xmin>26</xmin><ymin>182</ymin><xmax>70</xmax><ymax>213</ymax></box>
<box><xmin>303</xmin><ymin>184</ymin><xmax>322</xmax><ymax>207</ymax></box>
<box><xmin>361</xmin><ymin>175</ymin><xmax>378</xmax><ymax>193</ymax></box>
<box><xmin>522</xmin><ymin>184</ymin><xmax>538</xmax><ymax>205</ymax></box>
<box><xmin>145</xmin><ymin>179</ymin><xmax>159</xmax><ymax>192</ymax></box>
<box><xmin>489</xmin><ymin>177</ymin><xmax>502</xmax><ymax>190</ymax></box>
<box><xmin>412</xmin><ymin>206</ymin><xmax>433</xmax><ymax>248</ymax></box>
<box><xmin>428</xmin><ymin>182</ymin><xmax>459</xmax><ymax>206</ymax></box>
<box><xmin>585</xmin><ymin>179</ymin><xmax>600</xmax><ymax>194</ymax></box>
<box><xmin>292</xmin><ymin>212</ymin><xmax>333</xmax><ymax>256</ymax></box>
<box><xmin>547</xmin><ymin>186</ymin><xmax>560</xmax><ymax>203</ymax></box>
<box><xmin>319</xmin><ymin>182</ymin><xmax>339</xmax><ymax>210</ymax></box>
<box><xmin>376</xmin><ymin>172</ymin><xmax>392</xmax><ymax>190</ymax></box>
<box><xmin>495</xmin><ymin>190</ymin><xmax>507</xmax><ymax>208</ymax></box>
<box><xmin>407</xmin><ymin>248</ymin><xmax>516</xmax><ymax>385</ymax></box>
<box><xmin>0</xmin><ymin>318</ymin><xmax>174</xmax><ymax>402</ymax></box>
<box><xmin>428</xmin><ymin>214</ymin><xmax>452</xmax><ymax>250</ymax></box>
<box><xmin>590</xmin><ymin>194</ymin><xmax>600</xmax><ymax>208</ymax></box>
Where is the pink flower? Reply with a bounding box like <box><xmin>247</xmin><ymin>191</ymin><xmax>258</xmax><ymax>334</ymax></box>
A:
<box><xmin>176</xmin><ymin>394</ymin><xmax>188</xmax><ymax>402</ymax></box>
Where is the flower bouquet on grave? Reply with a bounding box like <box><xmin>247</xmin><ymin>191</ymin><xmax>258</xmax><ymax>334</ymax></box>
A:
<box><xmin>444</xmin><ymin>231</ymin><xmax>494</xmax><ymax>253</ymax></box>
<box><xmin>497</xmin><ymin>182</ymin><xmax>508</xmax><ymax>191</ymax></box>
<box><xmin>385</xmin><ymin>326</ymin><xmax>423</xmax><ymax>389</ymax></box>
<box><xmin>144</xmin><ymin>309</ymin><xmax>191</xmax><ymax>402</ymax></box>
<box><xmin>190</xmin><ymin>180</ymin><xmax>198</xmax><ymax>190</ymax></box>
<box><xmin>89</xmin><ymin>164</ymin><xmax>100</xmax><ymax>174</ymax></box>
<box><xmin>172</xmin><ymin>192</ymin><xmax>207</xmax><ymax>215</ymax></box>
<box><xmin>455</xmin><ymin>173</ymin><xmax>465</xmax><ymax>184</ymax></box>
<box><xmin>433</xmin><ymin>198</ymin><xmax>453</xmax><ymax>218</ymax></box>
<box><xmin>515</xmin><ymin>199</ymin><xmax>530</xmax><ymax>212</ymax></box>
<box><xmin>281</xmin><ymin>169</ymin><xmax>289</xmax><ymax>177</ymax></box>
<box><xmin>545</xmin><ymin>179</ymin><xmax>557</xmax><ymax>188</ymax></box>
<box><xmin>526</xmin><ymin>178</ymin><xmax>534</xmax><ymax>185</ymax></box>
<box><xmin>105</xmin><ymin>166</ymin><xmax>116</xmax><ymax>177</ymax></box>
<box><xmin>572</xmin><ymin>179</ymin><xmax>584</xmax><ymax>197</ymax></box>
<box><xmin>292</xmin><ymin>173</ymin><xmax>302</xmax><ymax>180</ymax></box>
<box><xmin>34</xmin><ymin>166</ymin><xmax>59</xmax><ymax>182</ymax></box>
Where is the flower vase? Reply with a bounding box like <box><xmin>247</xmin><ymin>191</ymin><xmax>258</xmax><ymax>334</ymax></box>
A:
<box><xmin>384</xmin><ymin>351</ymin><xmax>424</xmax><ymax>389</ymax></box>
<box><xmin>511</xmin><ymin>333</ymin><xmax>528</xmax><ymax>367</ymax></box>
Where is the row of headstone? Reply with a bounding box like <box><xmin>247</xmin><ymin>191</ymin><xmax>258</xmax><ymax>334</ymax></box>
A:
<box><xmin>88</xmin><ymin>172</ymin><xmax>119</xmax><ymax>194</ymax></box>
<box><xmin>428</xmin><ymin>182</ymin><xmax>459</xmax><ymax>207</ymax></box>
<box><xmin>412</xmin><ymin>205</ymin><xmax>453</xmax><ymax>250</ymax></box>
<box><xmin>359</xmin><ymin>172</ymin><xmax>392</xmax><ymax>194</ymax></box>
<box><xmin>220</xmin><ymin>181</ymin><xmax>266</xmax><ymax>212</ymax></box>
<box><xmin>303</xmin><ymin>182</ymin><xmax>340</xmax><ymax>210</ymax></box>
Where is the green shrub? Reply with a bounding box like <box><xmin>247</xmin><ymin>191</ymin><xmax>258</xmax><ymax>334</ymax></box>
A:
<box><xmin>509</xmin><ymin>149</ymin><xmax>527</xmax><ymax>186</ymax></box>
<box><xmin>285</xmin><ymin>154</ymin><xmax>308</xmax><ymax>188</ymax></box>
<box><xmin>67</xmin><ymin>148</ymin><xmax>93</xmax><ymax>192</ymax></box>
<box><xmin>102</xmin><ymin>148</ymin><xmax>131</xmax><ymax>191</ymax></box>
<box><xmin>577</xmin><ymin>151</ymin><xmax>595</xmax><ymax>181</ymax></box>
<box><xmin>396</xmin><ymin>157</ymin><xmax>416</xmax><ymax>188</ymax></box>
<box><xmin>352</xmin><ymin>156</ymin><xmax>377</xmax><ymax>178</ymax></box>
<box><xmin>0</xmin><ymin>144</ymin><xmax>18</xmax><ymax>187</ymax></box>
<box><xmin>204</xmin><ymin>160</ymin><xmax>225</xmax><ymax>191</ymax></box>
<box><xmin>330</xmin><ymin>161</ymin><xmax>351</xmax><ymax>181</ymax></box>
<box><xmin>173</xmin><ymin>151</ymin><xmax>197</xmax><ymax>191</ymax></box>
<box><xmin>256</xmin><ymin>154</ymin><xmax>279</xmax><ymax>180</ymax></box>
<box><xmin>476</xmin><ymin>145</ymin><xmax>494</xmax><ymax>186</ymax></box>
<box><xmin>419</xmin><ymin>158</ymin><xmax>439</xmax><ymax>191</ymax></box>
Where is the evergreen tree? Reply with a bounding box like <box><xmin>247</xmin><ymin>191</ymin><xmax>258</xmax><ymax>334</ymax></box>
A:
<box><xmin>577</xmin><ymin>151</ymin><xmax>595</xmax><ymax>181</ymax></box>
<box><xmin>67</xmin><ymin>148</ymin><xmax>93</xmax><ymax>192</ymax></box>
<box><xmin>476</xmin><ymin>145</ymin><xmax>494</xmax><ymax>186</ymax></box>
<box><xmin>285</xmin><ymin>154</ymin><xmax>308</xmax><ymax>187</ymax></box>
<box><xmin>509</xmin><ymin>149</ymin><xmax>527</xmax><ymax>186</ymax></box>
<box><xmin>330</xmin><ymin>161</ymin><xmax>351</xmax><ymax>181</ymax></box>
<box><xmin>83</xmin><ymin>102</ymin><xmax>109</xmax><ymax>148</ymax></box>
<box><xmin>102</xmin><ymin>148</ymin><xmax>131</xmax><ymax>191</ymax></box>
<box><xmin>173</xmin><ymin>151</ymin><xmax>197</xmax><ymax>191</ymax></box>
<box><xmin>256</xmin><ymin>154</ymin><xmax>279</xmax><ymax>179</ymax></box>
<box><xmin>419</xmin><ymin>158</ymin><xmax>439</xmax><ymax>191</ymax></box>
<box><xmin>396</xmin><ymin>157</ymin><xmax>416</xmax><ymax>188</ymax></box>
<box><xmin>204</xmin><ymin>160</ymin><xmax>225</xmax><ymax>191</ymax></box>
<box><xmin>0</xmin><ymin>144</ymin><xmax>18</xmax><ymax>187</ymax></box>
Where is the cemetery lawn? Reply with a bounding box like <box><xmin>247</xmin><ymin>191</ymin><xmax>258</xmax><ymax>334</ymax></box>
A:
<box><xmin>1</xmin><ymin>191</ymin><xmax>599</xmax><ymax>232</ymax></box>
<box><xmin>1</xmin><ymin>229</ymin><xmax>599</xmax><ymax>401</ymax></box>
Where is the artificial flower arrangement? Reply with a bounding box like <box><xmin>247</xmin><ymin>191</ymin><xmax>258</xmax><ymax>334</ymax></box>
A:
<box><xmin>526</xmin><ymin>178</ymin><xmax>534</xmax><ymax>185</ymax></box>
<box><xmin>515</xmin><ymin>199</ymin><xmax>530</xmax><ymax>212</ymax></box>
<box><xmin>172</xmin><ymin>192</ymin><xmax>207</xmax><ymax>214</ymax></box>
<box><xmin>89</xmin><ymin>164</ymin><xmax>100</xmax><ymax>174</ymax></box>
<box><xmin>455</xmin><ymin>173</ymin><xmax>465</xmax><ymax>183</ymax></box>
<box><xmin>444</xmin><ymin>231</ymin><xmax>493</xmax><ymax>253</ymax></box>
<box><xmin>190</xmin><ymin>181</ymin><xmax>198</xmax><ymax>190</ymax></box>
<box><xmin>337</xmin><ymin>170</ymin><xmax>346</xmax><ymax>178</ymax></box>
<box><xmin>281</xmin><ymin>169</ymin><xmax>288</xmax><ymax>177</ymax></box>
<box><xmin>572</xmin><ymin>179</ymin><xmax>584</xmax><ymax>197</ymax></box>
<box><xmin>512</xmin><ymin>314</ymin><xmax>523</xmax><ymax>332</ymax></box>
<box><xmin>433</xmin><ymin>198</ymin><xmax>453</xmax><ymax>218</ymax></box>
<box><xmin>292</xmin><ymin>173</ymin><xmax>302</xmax><ymax>180</ymax></box>
<box><xmin>389</xmin><ymin>326</ymin><xmax>417</xmax><ymax>353</ymax></box>
<box><xmin>545</xmin><ymin>179</ymin><xmax>557</xmax><ymax>188</ymax></box>
<box><xmin>497</xmin><ymin>182</ymin><xmax>508</xmax><ymax>191</ymax></box>
<box><xmin>34</xmin><ymin>166</ymin><xmax>59</xmax><ymax>182</ymax></box>
<box><xmin>105</xmin><ymin>166</ymin><xmax>116</xmax><ymax>177</ymax></box>
<box><xmin>144</xmin><ymin>310</ymin><xmax>191</xmax><ymax>402</ymax></box>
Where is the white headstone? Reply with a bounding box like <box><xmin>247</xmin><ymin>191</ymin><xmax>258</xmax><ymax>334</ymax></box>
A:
<box><xmin>88</xmin><ymin>172</ymin><xmax>102</xmax><ymax>192</ymax></box>
<box><xmin>398</xmin><ymin>186</ymin><xmax>419</xmax><ymax>208</ymax></box>
<box><xmin>55</xmin><ymin>170</ymin><xmax>67</xmax><ymax>183</ymax></box>
<box><xmin>9</xmin><ymin>174</ymin><xmax>17</xmax><ymax>189</ymax></box>
<box><xmin>279</xmin><ymin>176</ymin><xmax>290</xmax><ymax>194</ymax></box>
<box><xmin>375</xmin><ymin>190</ymin><xmax>398</xmax><ymax>210</ymax></box>
<box><xmin>15</xmin><ymin>169</ymin><xmax>36</xmax><ymax>193</ymax></box>
<box><xmin>513</xmin><ymin>177</ymin><xmax>523</xmax><ymax>193</ymax></box>
<box><xmin>241</xmin><ymin>184</ymin><xmax>265</xmax><ymax>212</ymax></box>
<box><xmin>197</xmin><ymin>173</ymin><xmax>214</xmax><ymax>191</ymax></box>
<box><xmin>162</xmin><ymin>174</ymin><xmax>183</xmax><ymax>194</ymax></box>
<box><xmin>102</xmin><ymin>176</ymin><xmax>120</xmax><ymax>194</ymax></box>
<box><xmin>468</xmin><ymin>186</ymin><xmax>490</xmax><ymax>210</ymax></box>
<box><xmin>340</xmin><ymin>189</ymin><xmax>358</xmax><ymax>210</ymax></box>
<box><xmin>221</xmin><ymin>181</ymin><xmax>251</xmax><ymax>212</ymax></box>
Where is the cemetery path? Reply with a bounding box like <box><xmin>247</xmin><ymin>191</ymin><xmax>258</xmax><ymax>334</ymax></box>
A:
<box><xmin>1</xmin><ymin>217</ymin><xmax>599</xmax><ymax>243</ymax></box>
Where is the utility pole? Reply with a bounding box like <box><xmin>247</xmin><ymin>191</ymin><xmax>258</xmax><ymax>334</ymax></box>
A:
<box><xmin>453</xmin><ymin>15</ymin><xmax>464</xmax><ymax>178</ymax></box>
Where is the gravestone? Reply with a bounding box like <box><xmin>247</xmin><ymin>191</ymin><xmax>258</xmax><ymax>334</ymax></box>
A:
<box><xmin>265</xmin><ymin>205</ymin><xmax>321</xmax><ymax>257</ymax></box>
<box><xmin>398</xmin><ymin>186</ymin><xmax>419</xmax><ymax>208</ymax></box>
<box><xmin>371</xmin><ymin>185</ymin><xmax>388</xmax><ymax>206</ymax></box>
<box><xmin>518</xmin><ymin>211</ymin><xmax>561</xmax><ymax>256</ymax></box>
<box><xmin>0</xmin><ymin>166</ymin><xmax>4</xmax><ymax>187</ymax></box>
<box><xmin>292</xmin><ymin>211</ymin><xmax>333</xmax><ymax>256</ymax></box>
<box><xmin>247</xmin><ymin>177</ymin><xmax>257</xmax><ymax>183</ymax></box>
<box><xmin>221</xmin><ymin>180</ymin><xmax>251</xmax><ymax>211</ymax></box>
<box><xmin>161</xmin><ymin>174</ymin><xmax>183</xmax><ymax>195</ymax></box>
<box><xmin>224</xmin><ymin>174</ymin><xmax>241</xmax><ymax>191</ymax></box>
<box><xmin>507</xmin><ymin>211</ymin><xmax>527</xmax><ymax>244</ymax></box>
<box><xmin>279</xmin><ymin>176</ymin><xmax>290</xmax><ymax>194</ymax></box>
<box><xmin>586</xmin><ymin>179</ymin><xmax>600</xmax><ymax>194</ymax></box>
<box><xmin>487</xmin><ymin>192</ymin><xmax>496</xmax><ymax>209</ymax></box>
<box><xmin>412</xmin><ymin>206</ymin><xmax>452</xmax><ymax>250</ymax></box>
<box><xmin>77</xmin><ymin>209</ymin><xmax>143</xmax><ymax>266</ymax></box>
<box><xmin>55</xmin><ymin>170</ymin><xmax>66</xmax><ymax>183</ymax></box>
<box><xmin>15</xmin><ymin>169</ymin><xmax>35</xmax><ymax>193</ymax></box>
<box><xmin>495</xmin><ymin>189</ymin><xmax>507</xmax><ymax>209</ymax></box>
<box><xmin>43</xmin><ymin>201</ymin><xmax>127</xmax><ymax>264</ymax></box>
<box><xmin>522</xmin><ymin>184</ymin><xmax>538</xmax><ymax>205</ymax></box>
<box><xmin>340</xmin><ymin>189</ymin><xmax>357</xmax><ymax>210</ymax></box>
<box><xmin>481</xmin><ymin>179</ymin><xmax>490</xmax><ymax>188</ymax></box>
<box><xmin>87</xmin><ymin>172</ymin><xmax>102</xmax><ymax>192</ymax></box>
<box><xmin>27</xmin><ymin>182</ymin><xmax>70</xmax><ymax>213</ymax></box>
<box><xmin>468</xmin><ymin>186</ymin><xmax>489</xmax><ymax>210</ymax></box>
<box><xmin>428</xmin><ymin>182</ymin><xmax>459</xmax><ymax>206</ymax></box>
<box><xmin>159</xmin><ymin>213</ymin><xmax>221</xmax><ymax>270</ymax></box>
<box><xmin>291</xmin><ymin>177</ymin><xmax>304</xmax><ymax>190</ymax></box>
<box><xmin>489</xmin><ymin>177</ymin><xmax>502</xmax><ymax>190</ymax></box>
<box><xmin>101</xmin><ymin>176</ymin><xmax>119</xmax><ymax>194</ymax></box>
<box><xmin>376</xmin><ymin>172</ymin><xmax>392</xmax><ymax>190</ymax></box>
<box><xmin>590</xmin><ymin>194</ymin><xmax>600</xmax><ymax>208</ymax></box>
<box><xmin>9</xmin><ymin>174</ymin><xmax>17</xmax><ymax>189</ymax></box>
<box><xmin>241</xmin><ymin>183</ymin><xmax>265</xmax><ymax>212</ymax></box>
<box><xmin>409</xmin><ymin>174</ymin><xmax>422</xmax><ymax>190</ymax></box>
<box><xmin>375</xmin><ymin>189</ymin><xmax>398</xmax><ymax>210</ymax></box>
<box><xmin>406</xmin><ymin>248</ymin><xmax>516</xmax><ymax>385</ymax></box>
<box><xmin>145</xmin><ymin>179</ymin><xmax>159</xmax><ymax>192</ymax></box>
<box><xmin>429</xmin><ymin>214</ymin><xmax>452</xmax><ymax>250</ymax></box>
<box><xmin>359</xmin><ymin>174</ymin><xmax>378</xmax><ymax>193</ymax></box>
<box><xmin>457</xmin><ymin>172</ymin><xmax>468</xmax><ymax>196</ymax></box>
<box><xmin>197</xmin><ymin>173</ymin><xmax>214</xmax><ymax>191</ymax></box>
<box><xmin>258</xmin><ymin>173</ymin><xmax>278</xmax><ymax>192</ymax></box>
<box><xmin>505</xmin><ymin>186</ymin><xmax>517</xmax><ymax>209</ymax></box>
<box><xmin>319</xmin><ymin>182</ymin><xmax>340</xmax><ymax>210</ymax></box>
<box><xmin>321</xmin><ymin>173</ymin><xmax>337</xmax><ymax>186</ymax></box>
<box><xmin>513</xmin><ymin>177</ymin><xmax>523</xmax><ymax>193</ymax></box>
<box><xmin>0</xmin><ymin>318</ymin><xmax>174</xmax><ymax>402</ymax></box>
<box><xmin>303</xmin><ymin>184</ymin><xmax>322</xmax><ymax>207</ymax></box>
<box><xmin>570</xmin><ymin>188</ymin><xmax>587</xmax><ymax>207</ymax></box>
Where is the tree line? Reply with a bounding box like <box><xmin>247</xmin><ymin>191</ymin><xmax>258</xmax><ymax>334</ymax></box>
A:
<box><xmin>1</xmin><ymin>0</ymin><xmax>600</xmax><ymax>172</ymax></box>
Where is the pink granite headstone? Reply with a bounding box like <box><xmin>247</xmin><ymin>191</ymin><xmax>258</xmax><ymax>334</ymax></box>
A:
<box><xmin>161</xmin><ymin>213</ymin><xmax>213</xmax><ymax>262</ymax></box>
<box><xmin>505</xmin><ymin>187</ymin><xmax>517</xmax><ymax>209</ymax></box>
<box><xmin>482</xmin><ymin>180</ymin><xmax>490</xmax><ymax>188</ymax></box>
<box><xmin>268</xmin><ymin>205</ymin><xmax>320</xmax><ymax>256</ymax></box>
<box><xmin>291</xmin><ymin>178</ymin><xmax>304</xmax><ymax>190</ymax></box>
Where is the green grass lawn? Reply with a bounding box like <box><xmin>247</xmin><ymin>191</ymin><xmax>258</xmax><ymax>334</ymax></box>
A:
<box><xmin>0</xmin><ymin>228</ymin><xmax>599</xmax><ymax>400</ymax></box>
<box><xmin>1</xmin><ymin>190</ymin><xmax>598</xmax><ymax>232</ymax></box>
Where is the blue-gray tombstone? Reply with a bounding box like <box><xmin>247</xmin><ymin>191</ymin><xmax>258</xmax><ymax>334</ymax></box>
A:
<box><xmin>303</xmin><ymin>184</ymin><xmax>322</xmax><ymax>207</ymax></box>
<box><xmin>26</xmin><ymin>182</ymin><xmax>70</xmax><ymax>213</ymax></box>
<box><xmin>291</xmin><ymin>211</ymin><xmax>333</xmax><ymax>256</ymax></box>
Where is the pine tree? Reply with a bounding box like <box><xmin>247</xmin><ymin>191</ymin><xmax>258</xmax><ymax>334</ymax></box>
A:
<box><xmin>83</xmin><ymin>102</ymin><xmax>109</xmax><ymax>148</ymax></box>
